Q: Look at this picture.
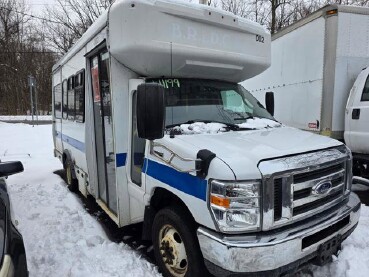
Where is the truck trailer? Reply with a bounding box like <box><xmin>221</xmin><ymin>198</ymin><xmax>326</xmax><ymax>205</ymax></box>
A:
<box><xmin>244</xmin><ymin>4</ymin><xmax>369</xmax><ymax>177</ymax></box>
<box><xmin>52</xmin><ymin>1</ymin><xmax>360</xmax><ymax>276</ymax></box>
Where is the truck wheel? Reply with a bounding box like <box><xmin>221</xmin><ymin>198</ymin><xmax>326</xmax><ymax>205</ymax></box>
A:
<box><xmin>152</xmin><ymin>206</ymin><xmax>207</xmax><ymax>277</ymax></box>
<box><xmin>65</xmin><ymin>159</ymin><xmax>78</xmax><ymax>192</ymax></box>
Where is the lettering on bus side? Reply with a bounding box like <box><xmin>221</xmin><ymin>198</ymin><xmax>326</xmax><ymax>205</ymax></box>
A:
<box><xmin>171</xmin><ymin>23</ymin><xmax>230</xmax><ymax>46</ymax></box>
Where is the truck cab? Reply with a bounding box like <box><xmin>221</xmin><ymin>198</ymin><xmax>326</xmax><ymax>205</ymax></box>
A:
<box><xmin>134</xmin><ymin>78</ymin><xmax>360</xmax><ymax>277</ymax></box>
<box><xmin>345</xmin><ymin>67</ymin><xmax>369</xmax><ymax>178</ymax></box>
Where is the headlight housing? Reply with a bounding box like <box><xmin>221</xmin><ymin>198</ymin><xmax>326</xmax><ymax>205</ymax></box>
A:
<box><xmin>209</xmin><ymin>180</ymin><xmax>261</xmax><ymax>233</ymax></box>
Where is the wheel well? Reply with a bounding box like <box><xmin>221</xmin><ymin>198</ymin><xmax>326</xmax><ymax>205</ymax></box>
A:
<box><xmin>62</xmin><ymin>153</ymin><xmax>67</xmax><ymax>167</ymax></box>
<box><xmin>142</xmin><ymin>187</ymin><xmax>196</xmax><ymax>241</ymax></box>
<box><xmin>62</xmin><ymin>151</ymin><xmax>76</xmax><ymax>178</ymax></box>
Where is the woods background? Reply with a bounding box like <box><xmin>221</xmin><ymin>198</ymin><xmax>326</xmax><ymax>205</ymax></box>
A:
<box><xmin>0</xmin><ymin>0</ymin><xmax>367</xmax><ymax>115</ymax></box>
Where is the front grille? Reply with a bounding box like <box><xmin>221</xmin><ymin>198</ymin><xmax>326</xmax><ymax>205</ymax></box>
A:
<box><xmin>293</xmin><ymin>163</ymin><xmax>344</xmax><ymax>183</ymax></box>
<box><xmin>293</xmin><ymin>190</ymin><xmax>342</xmax><ymax>216</ymax></box>
<box><xmin>272</xmin><ymin>161</ymin><xmax>346</xmax><ymax>225</ymax></box>
<box><xmin>274</xmin><ymin>178</ymin><xmax>282</xmax><ymax>221</ymax></box>
<box><xmin>259</xmin><ymin>147</ymin><xmax>350</xmax><ymax>231</ymax></box>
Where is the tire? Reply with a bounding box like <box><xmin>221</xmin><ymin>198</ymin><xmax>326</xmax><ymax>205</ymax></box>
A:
<box><xmin>65</xmin><ymin>159</ymin><xmax>78</xmax><ymax>192</ymax></box>
<box><xmin>152</xmin><ymin>206</ymin><xmax>208</xmax><ymax>277</ymax></box>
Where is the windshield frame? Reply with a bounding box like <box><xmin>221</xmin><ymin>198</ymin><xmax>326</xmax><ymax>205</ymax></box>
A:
<box><xmin>146</xmin><ymin>78</ymin><xmax>277</xmax><ymax>132</ymax></box>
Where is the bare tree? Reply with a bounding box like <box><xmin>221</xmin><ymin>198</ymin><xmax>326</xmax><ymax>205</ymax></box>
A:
<box><xmin>220</xmin><ymin>0</ymin><xmax>252</xmax><ymax>17</ymax></box>
<box><xmin>0</xmin><ymin>0</ymin><xmax>57</xmax><ymax>115</ymax></box>
<box><xmin>44</xmin><ymin>0</ymin><xmax>114</xmax><ymax>53</ymax></box>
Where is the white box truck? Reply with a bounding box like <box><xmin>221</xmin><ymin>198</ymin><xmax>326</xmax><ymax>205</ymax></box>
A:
<box><xmin>244</xmin><ymin>4</ymin><xmax>369</xmax><ymax>178</ymax></box>
<box><xmin>52</xmin><ymin>1</ymin><xmax>360</xmax><ymax>276</ymax></box>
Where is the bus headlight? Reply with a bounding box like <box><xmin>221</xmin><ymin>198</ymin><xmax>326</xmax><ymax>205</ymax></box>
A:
<box><xmin>209</xmin><ymin>180</ymin><xmax>261</xmax><ymax>233</ymax></box>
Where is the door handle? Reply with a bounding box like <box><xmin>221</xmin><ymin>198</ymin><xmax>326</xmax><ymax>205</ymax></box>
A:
<box><xmin>352</xmin><ymin>108</ymin><xmax>361</xmax><ymax>120</ymax></box>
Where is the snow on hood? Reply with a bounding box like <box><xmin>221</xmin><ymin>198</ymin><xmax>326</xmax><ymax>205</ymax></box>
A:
<box><xmin>173</xmin><ymin>118</ymin><xmax>282</xmax><ymax>135</ymax></box>
<box><xmin>238</xmin><ymin>118</ymin><xmax>282</xmax><ymax>129</ymax></box>
<box><xmin>176</xmin><ymin>122</ymin><xmax>226</xmax><ymax>135</ymax></box>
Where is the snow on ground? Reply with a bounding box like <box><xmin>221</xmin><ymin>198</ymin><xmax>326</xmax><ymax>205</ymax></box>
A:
<box><xmin>0</xmin><ymin>122</ymin><xmax>369</xmax><ymax>277</ymax></box>
<box><xmin>0</xmin><ymin>115</ymin><xmax>52</xmax><ymax>121</ymax></box>
<box><xmin>0</xmin><ymin>122</ymin><xmax>160</xmax><ymax>277</ymax></box>
<box><xmin>309</xmin><ymin>205</ymin><xmax>369</xmax><ymax>277</ymax></box>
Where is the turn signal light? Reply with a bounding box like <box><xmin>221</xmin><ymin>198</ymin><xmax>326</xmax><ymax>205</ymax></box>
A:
<box><xmin>211</xmin><ymin>195</ymin><xmax>230</xmax><ymax>208</ymax></box>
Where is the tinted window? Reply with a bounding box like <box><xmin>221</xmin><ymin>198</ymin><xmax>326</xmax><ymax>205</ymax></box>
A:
<box><xmin>67</xmin><ymin>76</ymin><xmax>75</xmax><ymax>120</ymax></box>
<box><xmin>62</xmin><ymin>79</ymin><xmax>68</xmax><ymax>119</ymax></box>
<box><xmin>75</xmin><ymin>70</ymin><xmax>85</xmax><ymax>122</ymax></box>
<box><xmin>54</xmin><ymin>83</ymin><xmax>62</xmax><ymax>118</ymax></box>
<box><xmin>131</xmin><ymin>91</ymin><xmax>145</xmax><ymax>185</ymax></box>
<box><xmin>361</xmin><ymin>75</ymin><xmax>369</xmax><ymax>101</ymax></box>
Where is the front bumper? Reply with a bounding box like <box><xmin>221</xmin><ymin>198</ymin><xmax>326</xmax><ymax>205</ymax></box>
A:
<box><xmin>197</xmin><ymin>193</ymin><xmax>360</xmax><ymax>276</ymax></box>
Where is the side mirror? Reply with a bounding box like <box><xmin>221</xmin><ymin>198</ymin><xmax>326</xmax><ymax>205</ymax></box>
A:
<box><xmin>0</xmin><ymin>161</ymin><xmax>24</xmax><ymax>178</ymax></box>
<box><xmin>136</xmin><ymin>83</ymin><xmax>166</xmax><ymax>140</ymax></box>
<box><xmin>265</xmin><ymin>91</ymin><xmax>275</xmax><ymax>116</ymax></box>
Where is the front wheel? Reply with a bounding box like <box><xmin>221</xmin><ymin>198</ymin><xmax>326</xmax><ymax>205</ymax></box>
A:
<box><xmin>152</xmin><ymin>206</ymin><xmax>208</xmax><ymax>277</ymax></box>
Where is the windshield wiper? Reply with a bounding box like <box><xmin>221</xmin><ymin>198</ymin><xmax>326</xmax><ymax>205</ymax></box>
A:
<box><xmin>166</xmin><ymin>120</ymin><xmax>255</xmax><ymax>131</ymax></box>
<box><xmin>233</xmin><ymin>115</ymin><xmax>254</xmax><ymax>121</ymax></box>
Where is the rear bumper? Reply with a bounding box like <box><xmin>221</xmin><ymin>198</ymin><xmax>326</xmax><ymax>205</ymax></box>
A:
<box><xmin>197</xmin><ymin>193</ymin><xmax>360</xmax><ymax>276</ymax></box>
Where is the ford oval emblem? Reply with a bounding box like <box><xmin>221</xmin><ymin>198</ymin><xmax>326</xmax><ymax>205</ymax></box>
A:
<box><xmin>312</xmin><ymin>181</ymin><xmax>333</xmax><ymax>195</ymax></box>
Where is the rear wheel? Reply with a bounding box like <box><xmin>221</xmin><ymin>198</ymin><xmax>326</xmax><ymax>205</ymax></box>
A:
<box><xmin>65</xmin><ymin>159</ymin><xmax>78</xmax><ymax>192</ymax></box>
<box><xmin>152</xmin><ymin>206</ymin><xmax>207</xmax><ymax>277</ymax></box>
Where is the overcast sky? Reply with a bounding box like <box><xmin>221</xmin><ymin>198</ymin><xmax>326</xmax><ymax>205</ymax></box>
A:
<box><xmin>27</xmin><ymin>0</ymin><xmax>57</xmax><ymax>15</ymax></box>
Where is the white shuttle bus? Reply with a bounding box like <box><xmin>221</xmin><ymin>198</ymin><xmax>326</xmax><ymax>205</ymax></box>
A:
<box><xmin>52</xmin><ymin>1</ymin><xmax>360</xmax><ymax>276</ymax></box>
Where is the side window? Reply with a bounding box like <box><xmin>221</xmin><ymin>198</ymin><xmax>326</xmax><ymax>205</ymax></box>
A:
<box><xmin>131</xmin><ymin>91</ymin><xmax>146</xmax><ymax>185</ymax></box>
<box><xmin>53</xmin><ymin>84</ymin><xmax>62</xmax><ymax>118</ymax></box>
<box><xmin>75</xmin><ymin>70</ymin><xmax>85</xmax><ymax>122</ymax></box>
<box><xmin>62</xmin><ymin>79</ymin><xmax>68</xmax><ymax>119</ymax></box>
<box><xmin>67</xmin><ymin>76</ymin><xmax>75</xmax><ymax>120</ymax></box>
<box><xmin>361</xmin><ymin>75</ymin><xmax>369</xmax><ymax>101</ymax></box>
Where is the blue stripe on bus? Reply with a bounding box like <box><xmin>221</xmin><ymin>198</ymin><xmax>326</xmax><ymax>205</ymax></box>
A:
<box><xmin>116</xmin><ymin>153</ymin><xmax>127</xmax><ymax>167</ymax></box>
<box><xmin>56</xmin><ymin>131</ymin><xmax>128</xmax><ymax>167</ymax></box>
<box><xmin>145</xmin><ymin>159</ymin><xmax>207</xmax><ymax>201</ymax></box>
<box><xmin>56</xmin><ymin>131</ymin><xmax>86</xmax><ymax>152</ymax></box>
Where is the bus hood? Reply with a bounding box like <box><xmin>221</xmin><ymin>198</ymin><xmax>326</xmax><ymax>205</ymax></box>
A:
<box><xmin>172</xmin><ymin>126</ymin><xmax>342</xmax><ymax>180</ymax></box>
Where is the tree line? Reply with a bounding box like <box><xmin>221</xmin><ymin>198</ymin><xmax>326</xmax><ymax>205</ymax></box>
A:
<box><xmin>1</xmin><ymin>0</ymin><xmax>368</xmax><ymax>115</ymax></box>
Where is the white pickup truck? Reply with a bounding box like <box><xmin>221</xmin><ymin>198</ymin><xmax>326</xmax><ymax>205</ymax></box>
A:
<box><xmin>244</xmin><ymin>4</ymin><xmax>369</xmax><ymax>178</ymax></box>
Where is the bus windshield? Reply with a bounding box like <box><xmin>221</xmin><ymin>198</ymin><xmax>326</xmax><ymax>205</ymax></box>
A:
<box><xmin>148</xmin><ymin>78</ymin><xmax>276</xmax><ymax>132</ymax></box>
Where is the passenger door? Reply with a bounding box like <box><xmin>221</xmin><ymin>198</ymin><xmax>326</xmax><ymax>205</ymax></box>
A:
<box><xmin>90</xmin><ymin>50</ymin><xmax>117</xmax><ymax>214</ymax></box>
<box><xmin>52</xmin><ymin>70</ymin><xmax>63</xmax><ymax>153</ymax></box>
<box><xmin>345</xmin><ymin>69</ymin><xmax>369</xmax><ymax>154</ymax></box>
